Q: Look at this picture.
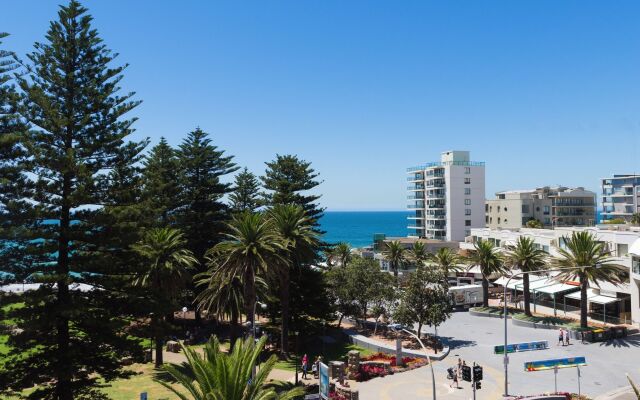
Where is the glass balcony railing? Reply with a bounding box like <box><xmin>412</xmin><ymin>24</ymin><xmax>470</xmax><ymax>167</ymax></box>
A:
<box><xmin>407</xmin><ymin>161</ymin><xmax>485</xmax><ymax>172</ymax></box>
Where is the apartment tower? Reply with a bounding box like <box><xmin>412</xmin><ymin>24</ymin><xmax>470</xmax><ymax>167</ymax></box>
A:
<box><xmin>407</xmin><ymin>151</ymin><xmax>485</xmax><ymax>241</ymax></box>
<box><xmin>601</xmin><ymin>174</ymin><xmax>640</xmax><ymax>223</ymax></box>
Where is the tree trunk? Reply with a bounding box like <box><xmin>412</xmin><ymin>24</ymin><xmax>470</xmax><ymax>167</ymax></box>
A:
<box><xmin>244</xmin><ymin>267</ymin><xmax>256</xmax><ymax>339</ymax></box>
<box><xmin>56</xmin><ymin>181</ymin><xmax>72</xmax><ymax>400</ymax></box>
<box><xmin>154</xmin><ymin>333</ymin><xmax>163</xmax><ymax>368</ymax></box>
<box><xmin>230</xmin><ymin>307</ymin><xmax>240</xmax><ymax>351</ymax></box>
<box><xmin>523</xmin><ymin>273</ymin><xmax>531</xmax><ymax>316</ymax></box>
<box><xmin>417</xmin><ymin>323</ymin><xmax>423</xmax><ymax>340</ymax></box>
<box><xmin>280</xmin><ymin>268</ymin><xmax>291</xmax><ymax>356</ymax></box>
<box><xmin>482</xmin><ymin>276</ymin><xmax>489</xmax><ymax>307</ymax></box>
<box><xmin>580</xmin><ymin>274</ymin><xmax>588</xmax><ymax>329</ymax></box>
<box><xmin>337</xmin><ymin>314</ymin><xmax>344</xmax><ymax>328</ymax></box>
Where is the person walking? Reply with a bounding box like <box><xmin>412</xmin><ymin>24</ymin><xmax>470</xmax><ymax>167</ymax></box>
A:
<box><xmin>450</xmin><ymin>367</ymin><xmax>459</xmax><ymax>388</ymax></box>
<box><xmin>558</xmin><ymin>328</ymin><xmax>564</xmax><ymax>346</ymax></box>
<box><xmin>302</xmin><ymin>353</ymin><xmax>308</xmax><ymax>379</ymax></box>
<box><xmin>564</xmin><ymin>329</ymin><xmax>570</xmax><ymax>346</ymax></box>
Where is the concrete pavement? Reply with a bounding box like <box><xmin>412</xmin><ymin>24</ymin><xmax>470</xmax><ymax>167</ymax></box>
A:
<box><xmin>358</xmin><ymin>311</ymin><xmax>640</xmax><ymax>399</ymax></box>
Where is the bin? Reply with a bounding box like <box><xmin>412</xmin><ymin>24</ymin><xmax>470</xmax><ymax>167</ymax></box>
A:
<box><xmin>592</xmin><ymin>329</ymin><xmax>607</xmax><ymax>342</ymax></box>
<box><xmin>581</xmin><ymin>331</ymin><xmax>593</xmax><ymax>342</ymax></box>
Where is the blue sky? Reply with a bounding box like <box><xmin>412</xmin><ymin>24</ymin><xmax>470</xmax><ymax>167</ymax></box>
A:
<box><xmin>3</xmin><ymin>1</ymin><xmax>640</xmax><ymax>210</ymax></box>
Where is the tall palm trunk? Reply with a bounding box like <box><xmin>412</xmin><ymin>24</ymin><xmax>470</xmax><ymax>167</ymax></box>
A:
<box><xmin>523</xmin><ymin>273</ymin><xmax>532</xmax><ymax>316</ymax></box>
<box><xmin>244</xmin><ymin>266</ymin><xmax>256</xmax><ymax>339</ymax></box>
<box><xmin>155</xmin><ymin>333</ymin><xmax>164</xmax><ymax>368</ymax></box>
<box><xmin>280</xmin><ymin>269</ymin><xmax>290</xmax><ymax>356</ymax></box>
<box><xmin>580</xmin><ymin>273</ymin><xmax>588</xmax><ymax>329</ymax></box>
<box><xmin>230</xmin><ymin>307</ymin><xmax>240</xmax><ymax>350</ymax></box>
<box><xmin>482</xmin><ymin>276</ymin><xmax>489</xmax><ymax>307</ymax></box>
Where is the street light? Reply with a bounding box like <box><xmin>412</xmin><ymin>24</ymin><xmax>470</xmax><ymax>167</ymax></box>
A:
<box><xmin>390</xmin><ymin>324</ymin><xmax>436</xmax><ymax>400</ymax></box>
<box><xmin>502</xmin><ymin>266</ymin><xmax>587</xmax><ymax>397</ymax></box>
<box><xmin>252</xmin><ymin>300</ymin><xmax>267</xmax><ymax>379</ymax></box>
<box><xmin>294</xmin><ymin>331</ymin><xmax>300</xmax><ymax>385</ymax></box>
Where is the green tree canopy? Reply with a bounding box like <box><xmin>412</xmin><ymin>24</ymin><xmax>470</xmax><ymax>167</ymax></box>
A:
<box><xmin>229</xmin><ymin>167</ymin><xmax>262</xmax><ymax>213</ymax></box>
<box><xmin>0</xmin><ymin>2</ymin><xmax>148</xmax><ymax>397</ymax></box>
<box><xmin>504</xmin><ymin>236</ymin><xmax>547</xmax><ymax>316</ymax></box>
<box><xmin>467</xmin><ymin>239</ymin><xmax>507</xmax><ymax>307</ymax></box>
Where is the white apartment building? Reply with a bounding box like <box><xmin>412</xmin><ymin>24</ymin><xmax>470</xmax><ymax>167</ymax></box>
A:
<box><xmin>601</xmin><ymin>174</ymin><xmax>640</xmax><ymax>222</ymax></box>
<box><xmin>407</xmin><ymin>150</ymin><xmax>485</xmax><ymax>242</ymax></box>
<box><xmin>485</xmin><ymin>186</ymin><xmax>597</xmax><ymax>229</ymax></box>
<box><xmin>461</xmin><ymin>226</ymin><xmax>640</xmax><ymax>327</ymax></box>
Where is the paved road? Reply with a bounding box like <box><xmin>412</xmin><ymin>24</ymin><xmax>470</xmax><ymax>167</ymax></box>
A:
<box><xmin>358</xmin><ymin>311</ymin><xmax>640</xmax><ymax>399</ymax></box>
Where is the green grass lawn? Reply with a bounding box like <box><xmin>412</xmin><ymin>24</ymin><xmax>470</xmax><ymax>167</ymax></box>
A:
<box><xmin>271</xmin><ymin>340</ymin><xmax>373</xmax><ymax>371</ymax></box>
<box><xmin>100</xmin><ymin>364</ymin><xmax>181</xmax><ymax>400</ymax></box>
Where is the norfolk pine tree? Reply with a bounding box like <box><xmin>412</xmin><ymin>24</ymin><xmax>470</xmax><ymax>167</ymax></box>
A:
<box><xmin>0</xmin><ymin>2</ymin><xmax>147</xmax><ymax>398</ymax></box>
<box><xmin>229</xmin><ymin>167</ymin><xmax>262</xmax><ymax>213</ymax></box>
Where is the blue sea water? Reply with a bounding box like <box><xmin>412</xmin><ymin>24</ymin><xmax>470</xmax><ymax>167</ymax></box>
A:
<box><xmin>319</xmin><ymin>211</ymin><xmax>410</xmax><ymax>248</ymax></box>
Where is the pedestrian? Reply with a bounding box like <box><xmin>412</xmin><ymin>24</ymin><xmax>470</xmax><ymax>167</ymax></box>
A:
<box><xmin>312</xmin><ymin>356</ymin><xmax>319</xmax><ymax>378</ymax></box>
<box><xmin>302</xmin><ymin>353</ymin><xmax>308</xmax><ymax>379</ymax></box>
<box><xmin>558</xmin><ymin>328</ymin><xmax>564</xmax><ymax>346</ymax></box>
<box><xmin>564</xmin><ymin>329</ymin><xmax>570</xmax><ymax>346</ymax></box>
<box><xmin>450</xmin><ymin>368</ymin><xmax>459</xmax><ymax>388</ymax></box>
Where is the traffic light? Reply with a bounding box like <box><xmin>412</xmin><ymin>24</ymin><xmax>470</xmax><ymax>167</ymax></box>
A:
<box><xmin>461</xmin><ymin>365</ymin><xmax>472</xmax><ymax>382</ymax></box>
<box><xmin>475</xmin><ymin>381</ymin><xmax>482</xmax><ymax>390</ymax></box>
<box><xmin>473</xmin><ymin>365</ymin><xmax>483</xmax><ymax>381</ymax></box>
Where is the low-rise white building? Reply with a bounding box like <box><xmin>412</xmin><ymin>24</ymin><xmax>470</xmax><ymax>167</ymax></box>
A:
<box><xmin>461</xmin><ymin>225</ymin><xmax>640</xmax><ymax>327</ymax></box>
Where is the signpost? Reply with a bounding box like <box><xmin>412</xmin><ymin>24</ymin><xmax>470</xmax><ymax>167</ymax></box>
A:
<box><xmin>524</xmin><ymin>357</ymin><xmax>586</xmax><ymax>394</ymax></box>
<box><xmin>494</xmin><ymin>340</ymin><xmax>548</xmax><ymax>354</ymax></box>
<box><xmin>319</xmin><ymin>362</ymin><xmax>329</xmax><ymax>400</ymax></box>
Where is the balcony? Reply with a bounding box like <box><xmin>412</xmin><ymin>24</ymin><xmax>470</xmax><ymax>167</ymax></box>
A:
<box><xmin>407</xmin><ymin>184</ymin><xmax>425</xmax><ymax>191</ymax></box>
<box><xmin>407</xmin><ymin>195</ymin><xmax>423</xmax><ymax>200</ymax></box>
<box><xmin>426</xmin><ymin>202</ymin><xmax>446</xmax><ymax>209</ymax></box>
<box><xmin>406</xmin><ymin>175</ymin><xmax>424</xmax><ymax>182</ymax></box>
<box><xmin>426</xmin><ymin>192</ymin><xmax>446</xmax><ymax>199</ymax></box>
<box><xmin>407</xmin><ymin>161</ymin><xmax>485</xmax><ymax>172</ymax></box>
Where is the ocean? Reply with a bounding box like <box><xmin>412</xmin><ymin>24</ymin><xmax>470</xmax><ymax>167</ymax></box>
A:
<box><xmin>319</xmin><ymin>211</ymin><xmax>409</xmax><ymax>248</ymax></box>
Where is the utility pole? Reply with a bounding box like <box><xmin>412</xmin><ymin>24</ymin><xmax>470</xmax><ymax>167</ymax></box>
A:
<box><xmin>472</xmin><ymin>362</ymin><xmax>477</xmax><ymax>400</ymax></box>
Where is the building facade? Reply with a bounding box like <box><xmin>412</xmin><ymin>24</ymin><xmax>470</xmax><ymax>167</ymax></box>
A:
<box><xmin>485</xmin><ymin>186</ymin><xmax>597</xmax><ymax>229</ymax></box>
<box><xmin>407</xmin><ymin>151</ymin><xmax>485</xmax><ymax>242</ymax></box>
<box><xmin>461</xmin><ymin>225</ymin><xmax>640</xmax><ymax>327</ymax></box>
<box><xmin>601</xmin><ymin>174</ymin><xmax>640</xmax><ymax>222</ymax></box>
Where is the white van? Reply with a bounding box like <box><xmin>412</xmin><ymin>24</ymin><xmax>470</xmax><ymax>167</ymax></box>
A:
<box><xmin>449</xmin><ymin>284</ymin><xmax>483</xmax><ymax>308</ymax></box>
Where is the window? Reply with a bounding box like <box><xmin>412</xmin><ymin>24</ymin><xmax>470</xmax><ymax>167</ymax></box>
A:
<box><xmin>465</xmin><ymin>229</ymin><xmax>471</xmax><ymax>236</ymax></box>
<box><xmin>465</xmin><ymin>209</ymin><xmax>472</xmax><ymax>216</ymax></box>
<box><xmin>464</xmin><ymin>167</ymin><xmax>471</xmax><ymax>174</ymax></box>
<box><xmin>465</xmin><ymin>199</ymin><xmax>471</xmax><ymax>205</ymax></box>
<box><xmin>522</xmin><ymin>205</ymin><xmax>530</xmax><ymax>213</ymax></box>
<box><xmin>543</xmin><ymin>206</ymin><xmax>550</xmax><ymax>215</ymax></box>
<box><xmin>465</xmin><ymin>219</ymin><xmax>471</xmax><ymax>226</ymax></box>
<box><xmin>536</xmin><ymin>207</ymin><xmax>540</xmax><ymax>212</ymax></box>
<box><xmin>544</xmin><ymin>218</ymin><xmax>550</xmax><ymax>224</ymax></box>
<box><xmin>485</xmin><ymin>216</ymin><xmax>489</xmax><ymax>223</ymax></box>
<box><xmin>633</xmin><ymin>256</ymin><xmax>640</xmax><ymax>275</ymax></box>
<box><xmin>504</xmin><ymin>219</ymin><xmax>508</xmax><ymax>223</ymax></box>
<box><xmin>504</xmin><ymin>207</ymin><xmax>508</xmax><ymax>212</ymax></box>
<box><xmin>543</xmin><ymin>245</ymin><xmax>550</xmax><ymax>253</ymax></box>
<box><xmin>464</xmin><ymin>178</ymin><xmax>471</xmax><ymax>184</ymax></box>
<box><xmin>466</xmin><ymin>188</ymin><xmax>471</xmax><ymax>195</ymax></box>
<box><xmin>490</xmin><ymin>217</ymin><xmax>493</xmax><ymax>223</ymax></box>
<box><xmin>498</xmin><ymin>217</ymin><xmax>501</xmax><ymax>224</ymax></box>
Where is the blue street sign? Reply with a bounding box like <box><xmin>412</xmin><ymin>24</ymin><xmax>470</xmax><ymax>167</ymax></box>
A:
<box><xmin>525</xmin><ymin>356</ymin><xmax>587</xmax><ymax>372</ymax></box>
<box><xmin>494</xmin><ymin>340</ymin><xmax>549</xmax><ymax>354</ymax></box>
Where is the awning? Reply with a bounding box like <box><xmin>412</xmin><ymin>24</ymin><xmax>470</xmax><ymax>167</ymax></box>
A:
<box><xmin>566</xmin><ymin>289</ymin><xmax>619</xmax><ymax>305</ymax></box>
<box><xmin>630</xmin><ymin>238</ymin><xmax>640</xmax><ymax>256</ymax></box>
<box><xmin>534</xmin><ymin>283</ymin><xmax>580</xmax><ymax>295</ymax></box>
<box><xmin>507</xmin><ymin>275</ymin><xmax>546</xmax><ymax>290</ymax></box>
<box><xmin>493</xmin><ymin>277</ymin><xmax>510</xmax><ymax>286</ymax></box>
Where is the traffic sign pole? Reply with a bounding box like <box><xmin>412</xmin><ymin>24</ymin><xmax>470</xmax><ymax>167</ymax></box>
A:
<box><xmin>472</xmin><ymin>362</ymin><xmax>477</xmax><ymax>400</ymax></box>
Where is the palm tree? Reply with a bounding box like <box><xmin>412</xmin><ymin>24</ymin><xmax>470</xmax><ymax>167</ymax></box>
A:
<box><xmin>330</xmin><ymin>242</ymin><xmax>352</xmax><ymax>267</ymax></box>
<box><xmin>156</xmin><ymin>336</ymin><xmax>305</xmax><ymax>400</ymax></box>
<box><xmin>504</xmin><ymin>236</ymin><xmax>547</xmax><ymax>316</ymax></box>
<box><xmin>430</xmin><ymin>247</ymin><xmax>463</xmax><ymax>277</ymax></box>
<box><xmin>206</xmin><ymin>212</ymin><xmax>284</xmax><ymax>344</ymax></box>
<box><xmin>408</xmin><ymin>241</ymin><xmax>429</xmax><ymax>267</ymax></box>
<box><xmin>467</xmin><ymin>239</ymin><xmax>507</xmax><ymax>307</ymax></box>
<box><xmin>133</xmin><ymin>227</ymin><xmax>198</xmax><ymax>367</ymax></box>
<box><xmin>631</xmin><ymin>213</ymin><xmax>640</xmax><ymax>226</ymax></box>
<box><xmin>383</xmin><ymin>240</ymin><xmax>406</xmax><ymax>280</ymax></box>
<box><xmin>195</xmin><ymin>272</ymin><xmax>244</xmax><ymax>348</ymax></box>
<box><xmin>551</xmin><ymin>231</ymin><xmax>626</xmax><ymax>328</ymax></box>
<box><xmin>269</xmin><ymin>204</ymin><xmax>320</xmax><ymax>355</ymax></box>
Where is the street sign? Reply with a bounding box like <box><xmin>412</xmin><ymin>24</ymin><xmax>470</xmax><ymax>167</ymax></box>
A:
<box><xmin>319</xmin><ymin>362</ymin><xmax>329</xmax><ymax>400</ymax></box>
<box><xmin>494</xmin><ymin>340</ymin><xmax>548</xmax><ymax>354</ymax></box>
<box><xmin>524</xmin><ymin>356</ymin><xmax>586</xmax><ymax>372</ymax></box>
<box><xmin>140</xmin><ymin>393</ymin><xmax>147</xmax><ymax>400</ymax></box>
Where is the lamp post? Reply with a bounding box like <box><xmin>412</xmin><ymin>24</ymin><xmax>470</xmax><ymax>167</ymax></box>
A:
<box><xmin>252</xmin><ymin>300</ymin><xmax>266</xmax><ymax>379</ymax></box>
<box><xmin>294</xmin><ymin>331</ymin><xmax>300</xmax><ymax>384</ymax></box>
<box><xmin>391</xmin><ymin>325</ymin><xmax>436</xmax><ymax>400</ymax></box>
<box><xmin>502</xmin><ymin>266</ymin><xmax>585</xmax><ymax>397</ymax></box>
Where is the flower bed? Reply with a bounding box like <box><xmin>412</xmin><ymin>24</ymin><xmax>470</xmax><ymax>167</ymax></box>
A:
<box><xmin>354</xmin><ymin>352</ymin><xmax>429</xmax><ymax>381</ymax></box>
